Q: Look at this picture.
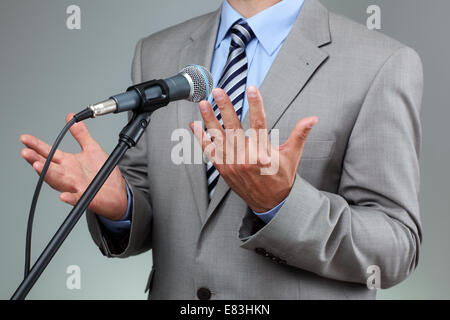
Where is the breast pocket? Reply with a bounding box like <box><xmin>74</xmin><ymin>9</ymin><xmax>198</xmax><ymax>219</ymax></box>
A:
<box><xmin>301</xmin><ymin>140</ymin><xmax>335</xmax><ymax>160</ymax></box>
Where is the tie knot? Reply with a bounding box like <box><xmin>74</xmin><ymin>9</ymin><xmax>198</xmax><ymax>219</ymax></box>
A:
<box><xmin>230</xmin><ymin>21</ymin><xmax>255</xmax><ymax>48</ymax></box>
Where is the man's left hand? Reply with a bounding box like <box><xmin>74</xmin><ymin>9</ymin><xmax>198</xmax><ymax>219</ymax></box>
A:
<box><xmin>190</xmin><ymin>86</ymin><xmax>317</xmax><ymax>213</ymax></box>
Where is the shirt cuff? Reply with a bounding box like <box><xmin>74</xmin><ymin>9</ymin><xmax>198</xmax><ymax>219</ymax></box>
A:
<box><xmin>98</xmin><ymin>184</ymin><xmax>132</xmax><ymax>235</ymax></box>
<box><xmin>252</xmin><ymin>198</ymin><xmax>287</xmax><ymax>224</ymax></box>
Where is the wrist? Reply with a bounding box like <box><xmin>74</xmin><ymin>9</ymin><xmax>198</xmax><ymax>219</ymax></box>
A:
<box><xmin>250</xmin><ymin>188</ymin><xmax>291</xmax><ymax>213</ymax></box>
<box><xmin>96</xmin><ymin>183</ymin><xmax>129</xmax><ymax>221</ymax></box>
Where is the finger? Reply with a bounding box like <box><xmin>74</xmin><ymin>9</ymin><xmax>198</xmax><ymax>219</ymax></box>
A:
<box><xmin>283</xmin><ymin>116</ymin><xmax>318</xmax><ymax>159</ymax></box>
<box><xmin>190</xmin><ymin>122</ymin><xmax>216</xmax><ymax>162</ymax></box>
<box><xmin>198</xmin><ymin>100</ymin><xmax>224</xmax><ymax>136</ymax></box>
<box><xmin>212</xmin><ymin>88</ymin><xmax>242</xmax><ymax>130</ymax></box>
<box><xmin>246</xmin><ymin>85</ymin><xmax>268</xmax><ymax>158</ymax></box>
<box><xmin>247</xmin><ymin>86</ymin><xmax>267</xmax><ymax>131</ymax></box>
<box><xmin>66</xmin><ymin>113</ymin><xmax>94</xmax><ymax>150</ymax></box>
<box><xmin>59</xmin><ymin>192</ymin><xmax>78</xmax><ymax>206</ymax></box>
<box><xmin>32</xmin><ymin>160</ymin><xmax>76</xmax><ymax>192</ymax></box>
<box><xmin>21</xmin><ymin>148</ymin><xmax>46</xmax><ymax>166</ymax></box>
<box><xmin>20</xmin><ymin>134</ymin><xmax>64</xmax><ymax>163</ymax></box>
<box><xmin>247</xmin><ymin>86</ymin><xmax>270</xmax><ymax>160</ymax></box>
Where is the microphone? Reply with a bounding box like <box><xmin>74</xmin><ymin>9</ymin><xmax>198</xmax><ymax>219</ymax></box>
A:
<box><xmin>87</xmin><ymin>64</ymin><xmax>213</xmax><ymax>118</ymax></box>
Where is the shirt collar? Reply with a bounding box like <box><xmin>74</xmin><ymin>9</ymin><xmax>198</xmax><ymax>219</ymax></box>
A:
<box><xmin>215</xmin><ymin>0</ymin><xmax>305</xmax><ymax>55</ymax></box>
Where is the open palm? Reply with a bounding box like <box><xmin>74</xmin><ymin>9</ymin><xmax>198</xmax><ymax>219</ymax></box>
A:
<box><xmin>20</xmin><ymin>113</ymin><xmax>128</xmax><ymax>220</ymax></box>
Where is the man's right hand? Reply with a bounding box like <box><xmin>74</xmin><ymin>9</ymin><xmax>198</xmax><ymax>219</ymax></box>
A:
<box><xmin>20</xmin><ymin>113</ymin><xmax>128</xmax><ymax>221</ymax></box>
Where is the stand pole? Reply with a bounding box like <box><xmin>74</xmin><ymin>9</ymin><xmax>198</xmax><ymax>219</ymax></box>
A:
<box><xmin>11</xmin><ymin>111</ymin><xmax>152</xmax><ymax>300</ymax></box>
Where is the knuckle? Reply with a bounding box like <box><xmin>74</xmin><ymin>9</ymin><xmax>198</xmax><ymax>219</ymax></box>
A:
<box><xmin>253</xmin><ymin>119</ymin><xmax>266</xmax><ymax>128</ymax></box>
<box><xmin>300</xmin><ymin>128</ymin><xmax>311</xmax><ymax>141</ymax></box>
<box><xmin>238</xmin><ymin>163</ymin><xmax>251</xmax><ymax>172</ymax></box>
<box><xmin>257</xmin><ymin>155</ymin><xmax>271</xmax><ymax>166</ymax></box>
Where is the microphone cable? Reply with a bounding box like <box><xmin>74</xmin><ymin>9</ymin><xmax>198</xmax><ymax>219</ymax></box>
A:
<box><xmin>24</xmin><ymin>108</ymin><xmax>93</xmax><ymax>278</ymax></box>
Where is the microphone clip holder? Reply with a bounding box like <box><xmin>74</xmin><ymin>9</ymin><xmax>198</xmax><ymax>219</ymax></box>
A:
<box><xmin>127</xmin><ymin>79</ymin><xmax>170</xmax><ymax>113</ymax></box>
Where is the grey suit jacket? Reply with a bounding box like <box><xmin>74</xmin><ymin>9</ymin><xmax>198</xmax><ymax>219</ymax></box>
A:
<box><xmin>87</xmin><ymin>0</ymin><xmax>423</xmax><ymax>299</ymax></box>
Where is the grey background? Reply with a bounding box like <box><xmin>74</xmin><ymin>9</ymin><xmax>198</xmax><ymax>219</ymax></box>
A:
<box><xmin>0</xmin><ymin>0</ymin><xmax>448</xmax><ymax>299</ymax></box>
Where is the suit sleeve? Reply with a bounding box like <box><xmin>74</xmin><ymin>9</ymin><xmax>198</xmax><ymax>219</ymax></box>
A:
<box><xmin>238</xmin><ymin>46</ymin><xmax>424</xmax><ymax>289</ymax></box>
<box><xmin>86</xmin><ymin>38</ymin><xmax>153</xmax><ymax>258</ymax></box>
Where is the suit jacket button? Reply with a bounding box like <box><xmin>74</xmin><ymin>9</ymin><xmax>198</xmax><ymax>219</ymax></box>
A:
<box><xmin>254</xmin><ymin>248</ymin><xmax>266</xmax><ymax>255</ymax></box>
<box><xmin>197</xmin><ymin>287</ymin><xmax>212</xmax><ymax>300</ymax></box>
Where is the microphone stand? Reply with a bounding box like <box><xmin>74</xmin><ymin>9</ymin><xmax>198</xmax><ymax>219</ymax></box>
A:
<box><xmin>11</xmin><ymin>111</ymin><xmax>153</xmax><ymax>300</ymax></box>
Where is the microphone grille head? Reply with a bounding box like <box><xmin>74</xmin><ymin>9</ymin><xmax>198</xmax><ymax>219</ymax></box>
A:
<box><xmin>180</xmin><ymin>65</ymin><xmax>213</xmax><ymax>103</ymax></box>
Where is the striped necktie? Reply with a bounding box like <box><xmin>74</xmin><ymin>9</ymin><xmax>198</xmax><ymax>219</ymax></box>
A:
<box><xmin>206</xmin><ymin>20</ymin><xmax>255</xmax><ymax>200</ymax></box>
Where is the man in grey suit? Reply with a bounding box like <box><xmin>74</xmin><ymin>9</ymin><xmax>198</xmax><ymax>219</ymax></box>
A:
<box><xmin>20</xmin><ymin>0</ymin><xmax>423</xmax><ymax>299</ymax></box>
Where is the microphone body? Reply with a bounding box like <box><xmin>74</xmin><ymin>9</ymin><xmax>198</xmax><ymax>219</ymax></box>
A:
<box><xmin>88</xmin><ymin>65</ymin><xmax>212</xmax><ymax>117</ymax></box>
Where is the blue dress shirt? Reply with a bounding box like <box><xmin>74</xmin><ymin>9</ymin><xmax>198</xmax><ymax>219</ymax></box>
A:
<box><xmin>101</xmin><ymin>0</ymin><xmax>305</xmax><ymax>233</ymax></box>
<box><xmin>98</xmin><ymin>184</ymin><xmax>132</xmax><ymax>233</ymax></box>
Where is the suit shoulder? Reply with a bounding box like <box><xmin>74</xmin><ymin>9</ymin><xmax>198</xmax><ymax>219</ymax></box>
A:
<box><xmin>140</xmin><ymin>10</ymin><xmax>218</xmax><ymax>47</ymax></box>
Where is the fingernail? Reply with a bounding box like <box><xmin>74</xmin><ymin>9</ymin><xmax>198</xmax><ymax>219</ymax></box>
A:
<box><xmin>20</xmin><ymin>135</ymin><xmax>29</xmax><ymax>145</ymax></box>
<box><xmin>308</xmin><ymin>117</ymin><xmax>318</xmax><ymax>128</ymax></box>
<box><xmin>213</xmin><ymin>89</ymin><xmax>224</xmax><ymax>101</ymax></box>
<box><xmin>247</xmin><ymin>86</ymin><xmax>257</xmax><ymax>98</ymax></box>
<box><xmin>199</xmin><ymin>102</ymin><xmax>209</xmax><ymax>113</ymax></box>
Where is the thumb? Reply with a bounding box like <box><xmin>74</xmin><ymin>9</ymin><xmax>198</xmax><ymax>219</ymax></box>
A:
<box><xmin>59</xmin><ymin>192</ymin><xmax>78</xmax><ymax>206</ymax></box>
<box><xmin>283</xmin><ymin>116</ymin><xmax>318</xmax><ymax>158</ymax></box>
<box><xmin>66</xmin><ymin>113</ymin><xmax>94</xmax><ymax>150</ymax></box>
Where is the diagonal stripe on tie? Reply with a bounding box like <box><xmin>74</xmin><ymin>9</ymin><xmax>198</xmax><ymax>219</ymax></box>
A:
<box><xmin>206</xmin><ymin>20</ymin><xmax>255</xmax><ymax>200</ymax></box>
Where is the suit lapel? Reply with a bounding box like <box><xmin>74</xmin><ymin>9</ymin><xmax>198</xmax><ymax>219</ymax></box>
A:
<box><xmin>177</xmin><ymin>9</ymin><xmax>221</xmax><ymax>224</ymax></box>
<box><xmin>204</xmin><ymin>0</ymin><xmax>332</xmax><ymax>226</ymax></box>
